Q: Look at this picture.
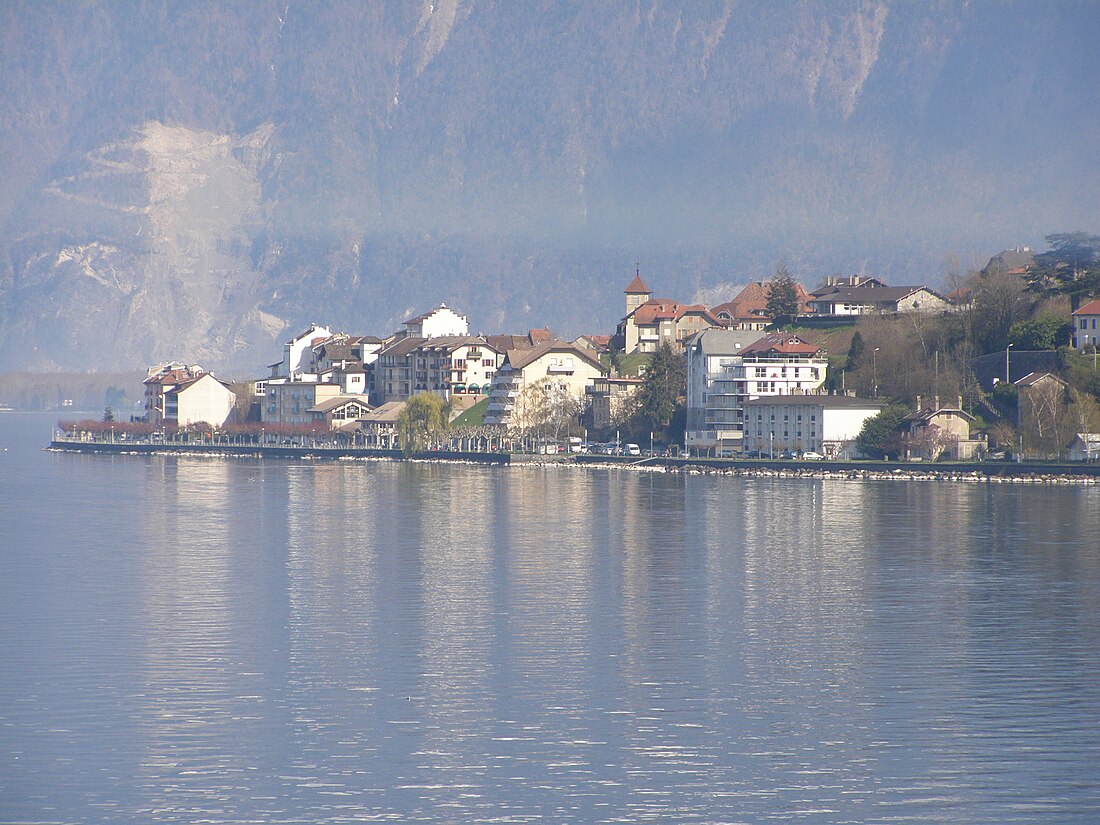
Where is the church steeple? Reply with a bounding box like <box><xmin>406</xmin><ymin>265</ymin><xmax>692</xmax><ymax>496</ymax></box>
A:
<box><xmin>624</xmin><ymin>266</ymin><xmax>651</xmax><ymax>316</ymax></box>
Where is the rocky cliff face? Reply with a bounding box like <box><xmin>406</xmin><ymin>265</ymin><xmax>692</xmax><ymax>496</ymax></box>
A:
<box><xmin>2</xmin><ymin>1</ymin><xmax>1097</xmax><ymax>372</ymax></box>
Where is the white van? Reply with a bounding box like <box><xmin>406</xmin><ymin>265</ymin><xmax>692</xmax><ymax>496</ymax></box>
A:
<box><xmin>624</xmin><ymin>443</ymin><xmax>641</xmax><ymax>456</ymax></box>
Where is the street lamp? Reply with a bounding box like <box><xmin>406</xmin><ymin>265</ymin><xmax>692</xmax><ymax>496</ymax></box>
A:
<box><xmin>872</xmin><ymin>347</ymin><xmax>880</xmax><ymax>398</ymax></box>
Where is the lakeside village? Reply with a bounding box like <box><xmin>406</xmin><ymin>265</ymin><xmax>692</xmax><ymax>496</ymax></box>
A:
<box><xmin>59</xmin><ymin>237</ymin><xmax>1100</xmax><ymax>464</ymax></box>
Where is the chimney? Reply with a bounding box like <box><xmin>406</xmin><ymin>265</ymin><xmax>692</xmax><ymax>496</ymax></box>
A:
<box><xmin>957</xmin><ymin>395</ymin><xmax>963</xmax><ymax>410</ymax></box>
<box><xmin>916</xmin><ymin>394</ymin><xmax>922</xmax><ymax>411</ymax></box>
<box><xmin>934</xmin><ymin>395</ymin><xmax>940</xmax><ymax>410</ymax></box>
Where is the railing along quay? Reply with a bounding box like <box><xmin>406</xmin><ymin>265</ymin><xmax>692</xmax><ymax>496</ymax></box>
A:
<box><xmin>48</xmin><ymin>432</ymin><xmax>1100</xmax><ymax>478</ymax></box>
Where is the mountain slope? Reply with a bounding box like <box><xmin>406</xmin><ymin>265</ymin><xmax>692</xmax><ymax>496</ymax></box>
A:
<box><xmin>2</xmin><ymin>1</ymin><xmax>1097</xmax><ymax>371</ymax></box>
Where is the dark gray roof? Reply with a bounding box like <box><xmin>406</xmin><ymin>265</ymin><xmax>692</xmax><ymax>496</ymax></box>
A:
<box><xmin>687</xmin><ymin>328</ymin><xmax>763</xmax><ymax>355</ymax></box>
<box><xmin>809</xmin><ymin>286</ymin><xmax>944</xmax><ymax>304</ymax></box>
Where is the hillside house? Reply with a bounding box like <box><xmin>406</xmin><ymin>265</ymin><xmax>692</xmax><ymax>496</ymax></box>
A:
<box><xmin>1072</xmin><ymin>299</ymin><xmax>1100</xmax><ymax>350</ymax></box>
<box><xmin>711</xmin><ymin>281</ymin><xmax>813</xmax><ymax>330</ymax></box>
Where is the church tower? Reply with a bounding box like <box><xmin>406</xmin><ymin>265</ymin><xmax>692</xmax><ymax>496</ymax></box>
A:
<box><xmin>624</xmin><ymin>268</ymin><xmax>652</xmax><ymax>316</ymax></box>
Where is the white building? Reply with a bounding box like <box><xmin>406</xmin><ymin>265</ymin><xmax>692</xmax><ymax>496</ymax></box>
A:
<box><xmin>1072</xmin><ymin>299</ymin><xmax>1100</xmax><ymax>350</ymax></box>
<box><xmin>742</xmin><ymin>395</ymin><xmax>885</xmax><ymax>458</ymax></box>
<box><xmin>402</xmin><ymin>304</ymin><xmax>469</xmax><ymax>339</ymax></box>
<box><xmin>687</xmin><ymin>332</ymin><xmax>828</xmax><ymax>455</ymax></box>
<box><xmin>144</xmin><ymin>365</ymin><xmax>236</xmax><ymax>429</ymax></box>
<box><xmin>271</xmin><ymin>324</ymin><xmax>333</xmax><ymax>379</ymax></box>
<box><xmin>1068</xmin><ymin>433</ymin><xmax>1100</xmax><ymax>462</ymax></box>
<box><xmin>684</xmin><ymin>328</ymin><xmax>767</xmax><ymax>454</ymax></box>
<box><xmin>808</xmin><ymin>280</ymin><xmax>950</xmax><ymax>316</ymax></box>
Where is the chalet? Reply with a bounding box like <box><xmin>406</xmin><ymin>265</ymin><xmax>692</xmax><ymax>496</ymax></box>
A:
<box><xmin>308</xmin><ymin>396</ymin><xmax>373</xmax><ymax>430</ymax></box>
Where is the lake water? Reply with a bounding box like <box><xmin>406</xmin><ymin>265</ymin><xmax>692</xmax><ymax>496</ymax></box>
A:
<box><xmin>3</xmin><ymin>412</ymin><xmax>1100</xmax><ymax>823</ymax></box>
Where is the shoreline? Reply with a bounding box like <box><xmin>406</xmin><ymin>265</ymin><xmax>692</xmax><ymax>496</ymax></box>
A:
<box><xmin>47</xmin><ymin>438</ymin><xmax>1100</xmax><ymax>484</ymax></box>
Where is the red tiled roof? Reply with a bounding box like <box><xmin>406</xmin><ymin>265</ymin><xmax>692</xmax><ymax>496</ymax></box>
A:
<box><xmin>624</xmin><ymin>273</ymin><xmax>651</xmax><ymax>294</ymax></box>
<box><xmin>1073</xmin><ymin>299</ymin><xmax>1100</xmax><ymax>316</ymax></box>
<box><xmin>742</xmin><ymin>333</ymin><xmax>821</xmax><ymax>356</ymax></box>
<box><xmin>631</xmin><ymin>299</ymin><xmax>720</xmax><ymax>326</ymax></box>
<box><xmin>712</xmin><ymin>281</ymin><xmax>813</xmax><ymax>322</ymax></box>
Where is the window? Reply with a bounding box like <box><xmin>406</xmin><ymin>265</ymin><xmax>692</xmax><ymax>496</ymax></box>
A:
<box><xmin>483</xmin><ymin>358</ymin><xmax>494</xmax><ymax>367</ymax></box>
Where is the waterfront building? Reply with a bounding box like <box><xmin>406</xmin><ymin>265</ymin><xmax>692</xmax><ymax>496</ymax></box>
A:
<box><xmin>374</xmin><ymin>335</ymin><xmax>502</xmax><ymax>407</ymax></box>
<box><xmin>1068</xmin><ymin>432</ymin><xmax>1100</xmax><ymax>462</ymax></box>
<box><xmin>308</xmin><ymin>396</ymin><xmax>373</xmax><ymax>431</ymax></box>
<box><xmin>485</xmin><ymin>341</ymin><xmax>608</xmax><ymax>428</ymax></box>
<box><xmin>263</xmin><ymin>379</ymin><xmax>345</xmax><ymax>426</ymax></box>
<box><xmin>742</xmin><ymin>395</ymin><xmax>884</xmax><ymax>458</ymax></box>
<box><xmin>901</xmin><ymin>395</ymin><xmax>984</xmax><ymax>460</ymax></box>
<box><xmin>143</xmin><ymin>363</ymin><xmax>236</xmax><ymax>428</ymax></box>
<box><xmin>686</xmin><ymin>332</ymin><xmax>828</xmax><ymax>455</ymax></box>
<box><xmin>399</xmin><ymin>304</ymin><xmax>469</xmax><ymax>339</ymax></box>
<box><xmin>615</xmin><ymin>272</ymin><xmax>722</xmax><ymax>354</ymax></box>
<box><xmin>356</xmin><ymin>401</ymin><xmax>406</xmax><ymax>449</ymax></box>
<box><xmin>683</xmin><ymin>328</ymin><xmax>765</xmax><ymax>455</ymax></box>
<box><xmin>586</xmin><ymin>376</ymin><xmax>644</xmax><ymax>430</ymax></box>
<box><xmin>270</xmin><ymin>324</ymin><xmax>333</xmax><ymax>380</ymax></box>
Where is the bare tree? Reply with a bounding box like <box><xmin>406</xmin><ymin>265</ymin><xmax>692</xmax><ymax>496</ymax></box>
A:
<box><xmin>511</xmin><ymin>377</ymin><xmax>581</xmax><ymax>443</ymax></box>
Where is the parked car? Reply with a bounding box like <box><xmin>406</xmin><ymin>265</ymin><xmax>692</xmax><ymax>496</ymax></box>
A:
<box><xmin>624</xmin><ymin>443</ymin><xmax>641</xmax><ymax>456</ymax></box>
<box><xmin>800</xmin><ymin>451</ymin><xmax>825</xmax><ymax>460</ymax></box>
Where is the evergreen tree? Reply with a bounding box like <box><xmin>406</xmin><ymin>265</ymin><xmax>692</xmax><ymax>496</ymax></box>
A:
<box><xmin>1008</xmin><ymin>316</ymin><xmax>1074</xmax><ymax>350</ymax></box>
<box><xmin>1024</xmin><ymin>232</ymin><xmax>1100</xmax><ymax>311</ymax></box>
<box><xmin>765</xmin><ymin>262</ymin><xmax>800</xmax><ymax>327</ymax></box>
<box><xmin>854</xmin><ymin>404</ymin><xmax>909</xmax><ymax>459</ymax></box>
<box><xmin>846</xmin><ymin>331</ymin><xmax>866</xmax><ymax>370</ymax></box>
<box><xmin>629</xmin><ymin>342</ymin><xmax>686</xmax><ymax>442</ymax></box>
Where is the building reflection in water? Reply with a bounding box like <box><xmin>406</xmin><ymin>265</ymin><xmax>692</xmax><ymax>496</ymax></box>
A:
<box><xmin>134</xmin><ymin>455</ymin><xmax>293</xmax><ymax>819</ymax></box>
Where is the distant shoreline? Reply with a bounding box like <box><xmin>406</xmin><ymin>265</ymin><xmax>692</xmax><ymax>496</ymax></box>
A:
<box><xmin>46</xmin><ymin>438</ymin><xmax>1100</xmax><ymax>484</ymax></box>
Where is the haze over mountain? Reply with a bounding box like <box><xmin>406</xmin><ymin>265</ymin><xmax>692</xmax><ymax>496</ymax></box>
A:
<box><xmin>2</xmin><ymin>1</ymin><xmax>1097</xmax><ymax>372</ymax></box>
